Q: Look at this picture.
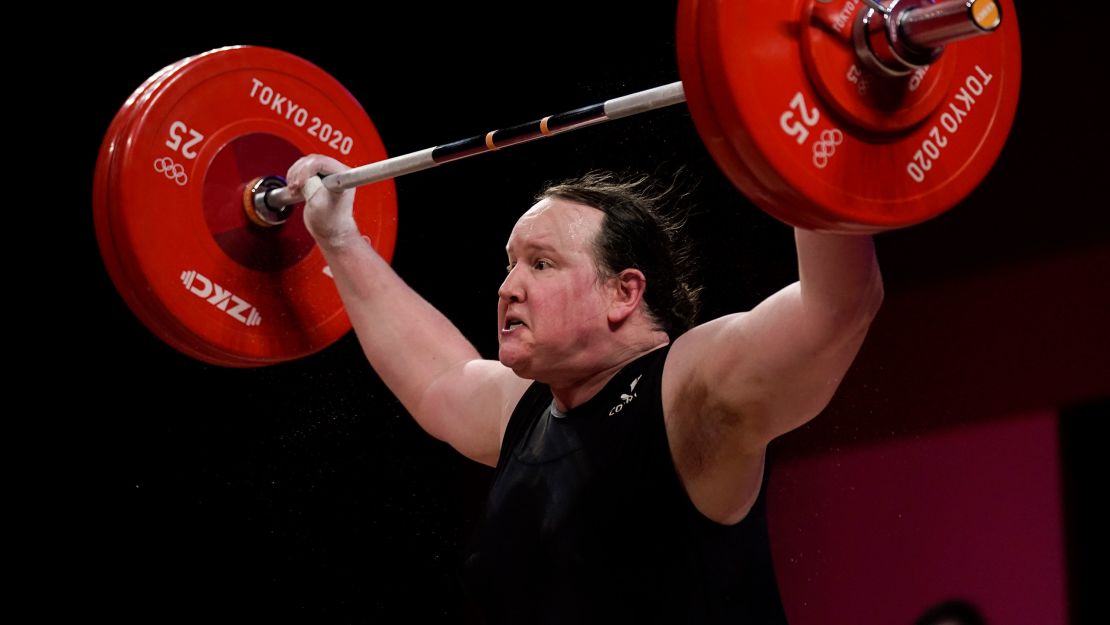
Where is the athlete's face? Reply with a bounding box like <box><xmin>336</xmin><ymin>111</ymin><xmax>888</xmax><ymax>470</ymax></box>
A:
<box><xmin>497</xmin><ymin>197</ymin><xmax>613</xmax><ymax>380</ymax></box>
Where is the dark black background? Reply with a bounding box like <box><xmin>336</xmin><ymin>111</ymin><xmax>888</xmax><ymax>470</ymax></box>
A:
<box><xmin>38</xmin><ymin>2</ymin><xmax>1106</xmax><ymax>622</ymax></box>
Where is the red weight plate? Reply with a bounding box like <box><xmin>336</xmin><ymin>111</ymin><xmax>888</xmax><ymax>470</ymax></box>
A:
<box><xmin>106</xmin><ymin>53</ymin><xmax>362</xmax><ymax>367</ymax></box>
<box><xmin>678</xmin><ymin>0</ymin><xmax>770</xmax><ymax>221</ymax></box>
<box><xmin>101</xmin><ymin>54</ymin><xmax>285</xmax><ymax>366</ymax></box>
<box><xmin>94</xmin><ymin>60</ymin><xmax>177</xmax><ymax>321</ymax></box>
<box><xmin>677</xmin><ymin>0</ymin><xmax>828</xmax><ymax>230</ymax></box>
<box><xmin>105</xmin><ymin>46</ymin><xmax>398</xmax><ymax>366</ymax></box>
<box><xmin>95</xmin><ymin>55</ymin><xmax>242</xmax><ymax>365</ymax></box>
<box><xmin>694</xmin><ymin>0</ymin><xmax>1021</xmax><ymax>232</ymax></box>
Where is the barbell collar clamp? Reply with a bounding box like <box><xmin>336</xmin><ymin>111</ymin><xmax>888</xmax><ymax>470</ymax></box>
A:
<box><xmin>855</xmin><ymin>0</ymin><xmax>1002</xmax><ymax>77</ymax></box>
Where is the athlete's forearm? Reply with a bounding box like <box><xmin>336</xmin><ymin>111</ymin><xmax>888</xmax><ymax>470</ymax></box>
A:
<box><xmin>794</xmin><ymin>228</ymin><xmax>884</xmax><ymax>328</ymax></box>
<box><xmin>319</xmin><ymin>233</ymin><xmax>482</xmax><ymax>416</ymax></box>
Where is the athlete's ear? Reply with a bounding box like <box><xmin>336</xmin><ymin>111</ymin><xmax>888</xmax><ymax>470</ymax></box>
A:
<box><xmin>607</xmin><ymin>268</ymin><xmax>647</xmax><ymax>325</ymax></box>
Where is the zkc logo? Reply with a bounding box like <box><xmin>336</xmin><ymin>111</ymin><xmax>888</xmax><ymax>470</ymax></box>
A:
<box><xmin>180</xmin><ymin>270</ymin><xmax>262</xmax><ymax>326</ymax></box>
<box><xmin>609</xmin><ymin>375</ymin><xmax>642</xmax><ymax>416</ymax></box>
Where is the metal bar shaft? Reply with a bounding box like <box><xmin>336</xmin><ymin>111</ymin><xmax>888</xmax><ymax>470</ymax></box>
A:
<box><xmin>263</xmin><ymin>81</ymin><xmax>686</xmax><ymax>209</ymax></box>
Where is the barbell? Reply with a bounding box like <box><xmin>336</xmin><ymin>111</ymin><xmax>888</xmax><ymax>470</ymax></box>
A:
<box><xmin>93</xmin><ymin>0</ymin><xmax>1020</xmax><ymax>367</ymax></box>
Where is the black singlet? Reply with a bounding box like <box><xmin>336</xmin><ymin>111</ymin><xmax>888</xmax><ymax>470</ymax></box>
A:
<box><xmin>463</xmin><ymin>345</ymin><xmax>788</xmax><ymax>624</ymax></box>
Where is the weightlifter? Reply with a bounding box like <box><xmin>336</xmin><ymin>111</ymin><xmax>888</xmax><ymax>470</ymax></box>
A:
<box><xmin>286</xmin><ymin>154</ymin><xmax>883</xmax><ymax>623</ymax></box>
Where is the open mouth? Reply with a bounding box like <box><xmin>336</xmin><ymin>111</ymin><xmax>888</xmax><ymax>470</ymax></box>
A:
<box><xmin>503</xmin><ymin>316</ymin><xmax>527</xmax><ymax>331</ymax></box>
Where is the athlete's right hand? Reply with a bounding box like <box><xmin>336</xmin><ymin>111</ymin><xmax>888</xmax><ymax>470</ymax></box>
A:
<box><xmin>286</xmin><ymin>154</ymin><xmax>361</xmax><ymax>250</ymax></box>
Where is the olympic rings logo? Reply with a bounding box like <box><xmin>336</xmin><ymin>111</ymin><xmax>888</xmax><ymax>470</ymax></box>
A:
<box><xmin>153</xmin><ymin>156</ymin><xmax>189</xmax><ymax>186</ymax></box>
<box><xmin>812</xmin><ymin>129</ymin><xmax>843</xmax><ymax>169</ymax></box>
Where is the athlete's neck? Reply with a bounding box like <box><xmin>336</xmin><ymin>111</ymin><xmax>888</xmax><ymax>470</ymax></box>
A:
<box><xmin>549</xmin><ymin>334</ymin><xmax>669</xmax><ymax>412</ymax></box>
